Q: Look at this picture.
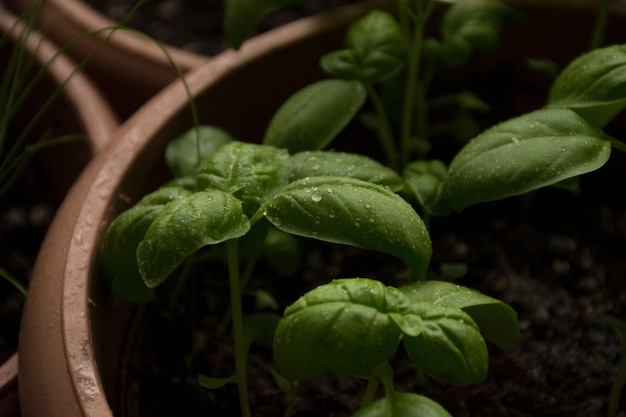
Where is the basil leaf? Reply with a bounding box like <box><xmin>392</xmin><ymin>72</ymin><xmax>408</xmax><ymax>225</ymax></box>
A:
<box><xmin>402</xmin><ymin>160</ymin><xmax>447</xmax><ymax>210</ymax></box>
<box><xmin>224</xmin><ymin>0</ymin><xmax>302</xmax><ymax>49</ymax></box>
<box><xmin>137</xmin><ymin>190</ymin><xmax>250</xmax><ymax>288</ymax></box>
<box><xmin>262</xmin><ymin>176</ymin><xmax>432</xmax><ymax>277</ymax></box>
<box><xmin>442</xmin><ymin>0</ymin><xmax>521</xmax><ymax>53</ymax></box>
<box><xmin>352</xmin><ymin>392</ymin><xmax>452</xmax><ymax>417</ymax></box>
<box><xmin>198</xmin><ymin>374</ymin><xmax>238</xmax><ymax>389</ymax></box>
<box><xmin>403</xmin><ymin>302</ymin><xmax>488</xmax><ymax>386</ymax></box>
<box><xmin>548</xmin><ymin>44</ymin><xmax>626</xmax><ymax>127</ymax></box>
<box><xmin>102</xmin><ymin>186</ymin><xmax>193</xmax><ymax>302</ymax></box>
<box><xmin>196</xmin><ymin>141</ymin><xmax>291</xmax><ymax>216</ymax></box>
<box><xmin>401</xmin><ymin>280</ymin><xmax>520</xmax><ymax>351</ymax></box>
<box><xmin>433</xmin><ymin>108</ymin><xmax>612</xmax><ymax>215</ymax></box>
<box><xmin>321</xmin><ymin>10</ymin><xmax>406</xmax><ymax>83</ymax></box>
<box><xmin>263</xmin><ymin>79</ymin><xmax>366</xmax><ymax>153</ymax></box>
<box><xmin>290</xmin><ymin>150</ymin><xmax>403</xmax><ymax>191</ymax></box>
<box><xmin>165</xmin><ymin>126</ymin><xmax>234</xmax><ymax>178</ymax></box>
<box><xmin>274</xmin><ymin>278</ymin><xmax>407</xmax><ymax>381</ymax></box>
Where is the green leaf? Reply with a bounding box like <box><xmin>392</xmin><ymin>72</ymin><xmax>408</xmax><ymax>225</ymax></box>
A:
<box><xmin>243</xmin><ymin>313</ymin><xmax>281</xmax><ymax>349</ymax></box>
<box><xmin>262</xmin><ymin>176</ymin><xmax>432</xmax><ymax>277</ymax></box>
<box><xmin>442</xmin><ymin>0</ymin><xmax>522</xmax><ymax>53</ymax></box>
<box><xmin>273</xmin><ymin>278</ymin><xmax>407</xmax><ymax>381</ymax></box>
<box><xmin>165</xmin><ymin>126</ymin><xmax>234</xmax><ymax>178</ymax></box>
<box><xmin>548</xmin><ymin>44</ymin><xmax>626</xmax><ymax>127</ymax></box>
<box><xmin>403</xmin><ymin>160</ymin><xmax>447</xmax><ymax>210</ymax></box>
<box><xmin>321</xmin><ymin>10</ymin><xmax>405</xmax><ymax>83</ymax></box>
<box><xmin>137</xmin><ymin>190</ymin><xmax>250</xmax><ymax>288</ymax></box>
<box><xmin>224</xmin><ymin>0</ymin><xmax>302</xmax><ymax>49</ymax></box>
<box><xmin>432</xmin><ymin>108</ymin><xmax>612</xmax><ymax>215</ymax></box>
<box><xmin>352</xmin><ymin>392</ymin><xmax>452</xmax><ymax>417</ymax></box>
<box><xmin>263</xmin><ymin>79</ymin><xmax>366</xmax><ymax>153</ymax></box>
<box><xmin>403</xmin><ymin>302</ymin><xmax>488</xmax><ymax>386</ymax></box>
<box><xmin>198</xmin><ymin>374</ymin><xmax>238</xmax><ymax>389</ymax></box>
<box><xmin>401</xmin><ymin>281</ymin><xmax>520</xmax><ymax>351</ymax></box>
<box><xmin>290</xmin><ymin>150</ymin><xmax>404</xmax><ymax>191</ymax></box>
<box><xmin>101</xmin><ymin>185</ymin><xmax>193</xmax><ymax>302</ymax></box>
<box><xmin>196</xmin><ymin>141</ymin><xmax>291</xmax><ymax>216</ymax></box>
<box><xmin>262</xmin><ymin>228</ymin><xmax>301</xmax><ymax>278</ymax></box>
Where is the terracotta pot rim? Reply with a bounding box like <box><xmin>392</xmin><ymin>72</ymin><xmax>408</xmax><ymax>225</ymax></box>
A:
<box><xmin>0</xmin><ymin>7</ymin><xmax>118</xmax><ymax>150</ymax></box>
<box><xmin>0</xmin><ymin>354</ymin><xmax>17</xmax><ymax>395</ymax></box>
<box><xmin>37</xmin><ymin>0</ymin><xmax>206</xmax><ymax>70</ymax></box>
<box><xmin>1</xmin><ymin>4</ymin><xmax>118</xmax><ymax>416</ymax></box>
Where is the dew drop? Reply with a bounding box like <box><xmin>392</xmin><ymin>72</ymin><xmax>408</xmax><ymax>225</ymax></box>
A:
<box><xmin>311</xmin><ymin>191</ymin><xmax>323</xmax><ymax>202</ymax></box>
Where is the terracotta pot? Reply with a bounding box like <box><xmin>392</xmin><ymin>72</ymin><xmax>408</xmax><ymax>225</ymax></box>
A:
<box><xmin>15</xmin><ymin>1</ymin><xmax>626</xmax><ymax>416</ymax></box>
<box><xmin>0</xmin><ymin>6</ymin><xmax>118</xmax><ymax>417</ymax></box>
<box><xmin>3</xmin><ymin>0</ymin><xmax>209</xmax><ymax>119</ymax></box>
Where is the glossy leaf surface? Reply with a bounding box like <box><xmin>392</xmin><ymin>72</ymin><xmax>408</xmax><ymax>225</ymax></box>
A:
<box><xmin>431</xmin><ymin>108</ymin><xmax>611</xmax><ymax>215</ymax></box>
<box><xmin>137</xmin><ymin>190</ymin><xmax>250</xmax><ymax>287</ymax></box>
<box><xmin>263</xmin><ymin>79</ymin><xmax>366</xmax><ymax>153</ymax></box>
<box><xmin>401</xmin><ymin>280</ymin><xmax>520</xmax><ymax>351</ymax></box>
<box><xmin>548</xmin><ymin>44</ymin><xmax>626</xmax><ymax>127</ymax></box>
<box><xmin>101</xmin><ymin>185</ymin><xmax>192</xmax><ymax>302</ymax></box>
<box><xmin>262</xmin><ymin>176</ymin><xmax>432</xmax><ymax>276</ymax></box>
<box><xmin>196</xmin><ymin>141</ymin><xmax>291</xmax><ymax>216</ymax></box>
<box><xmin>274</xmin><ymin>278</ymin><xmax>407</xmax><ymax>381</ymax></box>
<box><xmin>403</xmin><ymin>302</ymin><xmax>488</xmax><ymax>386</ymax></box>
<box><xmin>352</xmin><ymin>392</ymin><xmax>452</xmax><ymax>417</ymax></box>
<box><xmin>290</xmin><ymin>150</ymin><xmax>404</xmax><ymax>191</ymax></box>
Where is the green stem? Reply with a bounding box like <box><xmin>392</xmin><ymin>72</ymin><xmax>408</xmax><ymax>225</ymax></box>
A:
<box><xmin>0</xmin><ymin>266</ymin><xmax>27</xmax><ymax>296</ymax></box>
<box><xmin>216</xmin><ymin>253</ymin><xmax>259</xmax><ymax>339</ymax></box>
<box><xmin>400</xmin><ymin>1</ymin><xmax>435</xmax><ymax>169</ymax></box>
<box><xmin>283</xmin><ymin>383</ymin><xmax>299</xmax><ymax>417</ymax></box>
<box><xmin>226</xmin><ymin>239</ymin><xmax>251</xmax><ymax>417</ymax></box>
<box><xmin>589</xmin><ymin>0</ymin><xmax>611</xmax><ymax>51</ymax></box>
<box><xmin>608</xmin><ymin>351</ymin><xmax>626</xmax><ymax>417</ymax></box>
<box><xmin>610</xmin><ymin>138</ymin><xmax>626</xmax><ymax>153</ymax></box>
<box><xmin>361</xmin><ymin>375</ymin><xmax>381</xmax><ymax>407</ymax></box>
<box><xmin>365</xmin><ymin>83</ymin><xmax>399</xmax><ymax>170</ymax></box>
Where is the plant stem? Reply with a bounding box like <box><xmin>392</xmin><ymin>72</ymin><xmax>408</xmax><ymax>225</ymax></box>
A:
<box><xmin>610</xmin><ymin>138</ymin><xmax>626</xmax><ymax>153</ymax></box>
<box><xmin>0</xmin><ymin>266</ymin><xmax>26</xmax><ymax>296</ymax></box>
<box><xmin>399</xmin><ymin>1</ymin><xmax>435</xmax><ymax>169</ymax></box>
<box><xmin>361</xmin><ymin>375</ymin><xmax>381</xmax><ymax>407</ymax></box>
<box><xmin>365</xmin><ymin>83</ymin><xmax>399</xmax><ymax>170</ymax></box>
<box><xmin>589</xmin><ymin>0</ymin><xmax>611</xmax><ymax>51</ymax></box>
<box><xmin>283</xmin><ymin>383</ymin><xmax>299</xmax><ymax>417</ymax></box>
<box><xmin>608</xmin><ymin>350</ymin><xmax>626</xmax><ymax>417</ymax></box>
<box><xmin>226</xmin><ymin>239</ymin><xmax>251</xmax><ymax>417</ymax></box>
<box><xmin>602</xmin><ymin>315</ymin><xmax>626</xmax><ymax>417</ymax></box>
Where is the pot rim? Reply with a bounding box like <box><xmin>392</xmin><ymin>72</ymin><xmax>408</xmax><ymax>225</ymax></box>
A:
<box><xmin>0</xmin><ymin>3</ymin><xmax>118</xmax><ymax>415</ymax></box>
